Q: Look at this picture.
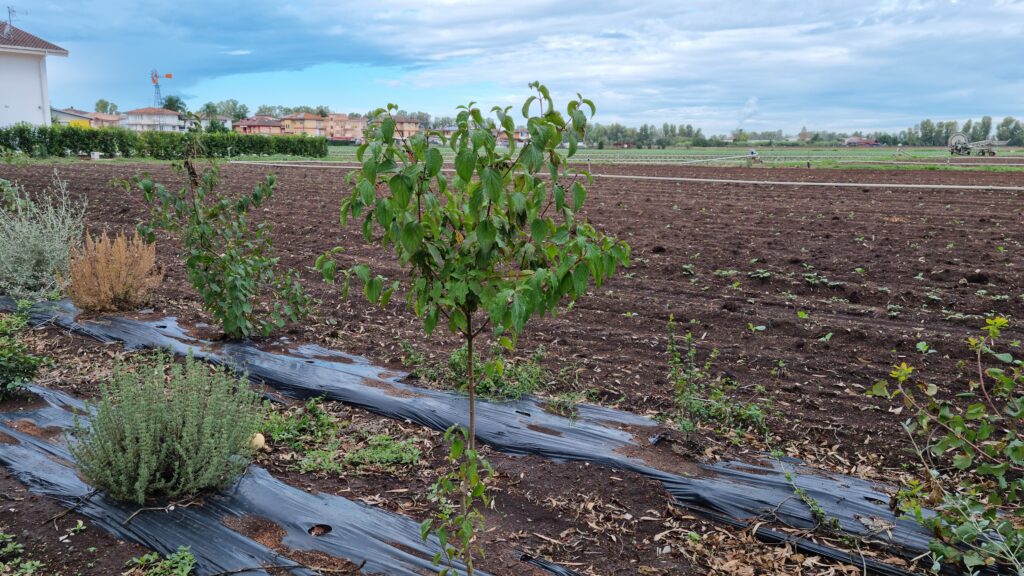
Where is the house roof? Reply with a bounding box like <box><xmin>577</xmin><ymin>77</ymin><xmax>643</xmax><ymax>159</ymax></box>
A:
<box><xmin>124</xmin><ymin>107</ymin><xmax>181</xmax><ymax>116</ymax></box>
<box><xmin>51</xmin><ymin>107</ymin><xmax>92</xmax><ymax>120</ymax></box>
<box><xmin>238</xmin><ymin>116</ymin><xmax>283</xmax><ymax>127</ymax></box>
<box><xmin>90</xmin><ymin>113</ymin><xmax>122</xmax><ymax>122</ymax></box>
<box><xmin>282</xmin><ymin>112</ymin><xmax>323</xmax><ymax>120</ymax></box>
<box><xmin>61</xmin><ymin>107</ymin><xmax>93</xmax><ymax>117</ymax></box>
<box><xmin>0</xmin><ymin>25</ymin><xmax>68</xmax><ymax>56</ymax></box>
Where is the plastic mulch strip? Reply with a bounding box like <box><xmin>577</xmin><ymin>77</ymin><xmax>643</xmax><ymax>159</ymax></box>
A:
<box><xmin>1</xmin><ymin>299</ymin><xmax>957</xmax><ymax>575</ymax></box>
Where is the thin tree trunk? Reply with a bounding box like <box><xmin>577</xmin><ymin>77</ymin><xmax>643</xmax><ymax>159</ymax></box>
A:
<box><xmin>466</xmin><ymin>315</ymin><xmax>476</xmax><ymax>452</ymax></box>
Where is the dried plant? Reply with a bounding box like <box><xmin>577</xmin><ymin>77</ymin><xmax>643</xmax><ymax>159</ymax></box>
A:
<box><xmin>67</xmin><ymin>230</ymin><xmax>162</xmax><ymax>312</ymax></box>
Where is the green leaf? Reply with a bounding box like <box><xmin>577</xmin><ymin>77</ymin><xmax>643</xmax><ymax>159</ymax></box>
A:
<box><xmin>477</xmin><ymin>220</ymin><xmax>496</xmax><ymax>255</ymax></box>
<box><xmin>389</xmin><ymin>175</ymin><xmax>411</xmax><ymax>208</ymax></box>
<box><xmin>521</xmin><ymin>95</ymin><xmax>537</xmax><ymax>118</ymax></box>
<box><xmin>481</xmin><ymin>167</ymin><xmax>502</xmax><ymax>202</ymax></box>
<box><xmin>381</xmin><ymin>117</ymin><xmax>396</xmax><ymax>142</ymax></box>
<box><xmin>426</xmin><ymin>148</ymin><xmax>443</xmax><ymax>177</ymax></box>
<box><xmin>964</xmin><ymin>402</ymin><xmax>987</xmax><ymax>420</ymax></box>
<box><xmin>455</xmin><ymin>149</ymin><xmax>476</xmax><ymax>182</ymax></box>
<box><xmin>992</xmin><ymin>352</ymin><xmax>1014</xmax><ymax>363</ymax></box>
<box><xmin>530</xmin><ymin>218</ymin><xmax>549</xmax><ymax>243</ymax></box>
<box><xmin>571</xmin><ymin>182</ymin><xmax>587</xmax><ymax>210</ymax></box>
<box><xmin>952</xmin><ymin>452</ymin><xmax>974</xmax><ymax>470</ymax></box>
<box><xmin>400</xmin><ymin>221</ymin><xmax>424</xmax><ymax>254</ymax></box>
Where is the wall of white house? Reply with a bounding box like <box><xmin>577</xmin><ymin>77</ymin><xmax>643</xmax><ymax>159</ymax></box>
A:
<box><xmin>0</xmin><ymin>51</ymin><xmax>51</xmax><ymax>127</ymax></box>
<box><xmin>120</xmin><ymin>114</ymin><xmax>184</xmax><ymax>132</ymax></box>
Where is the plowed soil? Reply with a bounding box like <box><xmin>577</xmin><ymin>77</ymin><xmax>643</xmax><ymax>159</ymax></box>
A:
<box><xmin>2</xmin><ymin>160</ymin><xmax>1022</xmax><ymax>574</ymax></box>
<box><xmin>2</xmin><ymin>162</ymin><xmax>1022</xmax><ymax>467</ymax></box>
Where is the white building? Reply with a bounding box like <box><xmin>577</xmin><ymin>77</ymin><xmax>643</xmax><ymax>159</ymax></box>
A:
<box><xmin>0</xmin><ymin>24</ymin><xmax>68</xmax><ymax>127</ymax></box>
<box><xmin>121</xmin><ymin>107</ymin><xmax>185</xmax><ymax>132</ymax></box>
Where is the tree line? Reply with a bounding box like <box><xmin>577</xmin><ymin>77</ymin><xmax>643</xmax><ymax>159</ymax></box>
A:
<box><xmin>93</xmin><ymin>96</ymin><xmax>1024</xmax><ymax>148</ymax></box>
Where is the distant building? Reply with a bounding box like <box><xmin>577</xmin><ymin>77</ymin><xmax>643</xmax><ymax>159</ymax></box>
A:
<box><xmin>843</xmin><ymin>136</ymin><xmax>878</xmax><ymax>147</ymax></box>
<box><xmin>0</xmin><ymin>24</ymin><xmax>68</xmax><ymax>127</ymax></box>
<box><xmin>121</xmin><ymin>107</ymin><xmax>185</xmax><ymax>132</ymax></box>
<box><xmin>393</xmin><ymin>116</ymin><xmax>421</xmax><ymax>139</ymax></box>
<box><xmin>281</xmin><ymin>112</ymin><xmax>325</xmax><ymax>136</ymax></box>
<box><xmin>326</xmin><ymin>113</ymin><xmax>367</xmax><ymax>142</ymax></box>
<box><xmin>235</xmin><ymin>115</ymin><xmax>284</xmax><ymax>135</ymax></box>
<box><xmin>88</xmin><ymin>112</ymin><xmax>123</xmax><ymax>128</ymax></box>
<box><xmin>197</xmin><ymin>115</ymin><xmax>233</xmax><ymax>131</ymax></box>
<box><xmin>51</xmin><ymin>107</ymin><xmax>92</xmax><ymax>127</ymax></box>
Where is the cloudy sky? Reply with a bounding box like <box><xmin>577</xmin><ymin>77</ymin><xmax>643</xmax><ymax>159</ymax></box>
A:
<box><xmin>21</xmin><ymin>0</ymin><xmax>1024</xmax><ymax>134</ymax></box>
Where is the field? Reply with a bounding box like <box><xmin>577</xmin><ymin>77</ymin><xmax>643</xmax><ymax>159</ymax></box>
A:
<box><xmin>1</xmin><ymin>159</ymin><xmax>1023</xmax><ymax>574</ymax></box>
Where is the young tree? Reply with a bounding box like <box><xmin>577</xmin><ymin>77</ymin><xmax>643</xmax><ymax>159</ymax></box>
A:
<box><xmin>162</xmin><ymin>95</ymin><xmax>187</xmax><ymax>113</ymax></box>
<box><xmin>317</xmin><ymin>82</ymin><xmax>629</xmax><ymax>572</ymax></box>
<box><xmin>95</xmin><ymin>99</ymin><xmax>118</xmax><ymax>114</ymax></box>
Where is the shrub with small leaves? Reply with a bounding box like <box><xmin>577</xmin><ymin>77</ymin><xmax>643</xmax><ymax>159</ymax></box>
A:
<box><xmin>133</xmin><ymin>150</ymin><xmax>310</xmax><ymax>338</ymax></box>
<box><xmin>0</xmin><ymin>173</ymin><xmax>85</xmax><ymax>300</ymax></box>
<box><xmin>869</xmin><ymin>317</ymin><xmax>1024</xmax><ymax>573</ymax></box>
<box><xmin>70</xmin><ymin>353</ymin><xmax>264</xmax><ymax>504</ymax></box>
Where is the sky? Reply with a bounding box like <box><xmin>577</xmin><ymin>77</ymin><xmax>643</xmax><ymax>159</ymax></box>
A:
<box><xmin>17</xmin><ymin>0</ymin><xmax>1024</xmax><ymax>134</ymax></box>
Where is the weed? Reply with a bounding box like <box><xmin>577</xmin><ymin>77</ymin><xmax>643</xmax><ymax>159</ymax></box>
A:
<box><xmin>747</xmin><ymin>323</ymin><xmax>766</xmax><ymax>333</ymax></box>
<box><xmin>667</xmin><ymin>316</ymin><xmax>769</xmax><ymax>436</ymax></box>
<box><xmin>0</xmin><ymin>531</ymin><xmax>43</xmax><ymax>575</ymax></box>
<box><xmin>770</xmin><ymin>360</ymin><xmax>786</xmax><ymax>378</ymax></box>
<box><xmin>264</xmin><ymin>398</ymin><xmax>343</xmax><ymax>451</ymax></box>
<box><xmin>680</xmin><ymin>264</ymin><xmax>696</xmax><ymax>276</ymax></box>
<box><xmin>713</xmin><ymin>269</ymin><xmax>739</xmax><ymax>277</ymax></box>
<box><xmin>428</xmin><ymin>345</ymin><xmax>550</xmax><ymax>401</ymax></box>
<box><xmin>345</xmin><ymin>434</ymin><xmax>421</xmax><ymax>472</ymax></box>
<box><xmin>125</xmin><ymin>547</ymin><xmax>196</xmax><ymax>576</ymax></box>
<box><xmin>747</xmin><ymin>269</ymin><xmax>772</xmax><ymax>280</ymax></box>
<box><xmin>886</xmin><ymin>304</ymin><xmax>902</xmax><ymax>318</ymax></box>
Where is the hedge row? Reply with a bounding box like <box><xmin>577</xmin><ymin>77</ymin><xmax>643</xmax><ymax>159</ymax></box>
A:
<box><xmin>0</xmin><ymin>124</ymin><xmax>328</xmax><ymax>159</ymax></box>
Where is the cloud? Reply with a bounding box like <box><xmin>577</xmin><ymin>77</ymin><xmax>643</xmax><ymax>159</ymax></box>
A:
<box><xmin>27</xmin><ymin>0</ymin><xmax>1024</xmax><ymax>133</ymax></box>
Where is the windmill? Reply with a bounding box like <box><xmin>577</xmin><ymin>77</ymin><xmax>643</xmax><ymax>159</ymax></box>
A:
<box><xmin>151</xmin><ymin>69</ymin><xmax>173</xmax><ymax>107</ymax></box>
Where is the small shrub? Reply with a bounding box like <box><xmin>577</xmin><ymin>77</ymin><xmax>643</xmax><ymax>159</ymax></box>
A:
<box><xmin>70</xmin><ymin>354</ymin><xmax>264</xmax><ymax>504</ymax></box>
<box><xmin>134</xmin><ymin>157</ymin><xmax>311</xmax><ymax>339</ymax></box>
<box><xmin>0</xmin><ymin>303</ymin><xmax>46</xmax><ymax>401</ymax></box>
<box><xmin>870</xmin><ymin>317</ymin><xmax>1024</xmax><ymax>573</ymax></box>
<box><xmin>66</xmin><ymin>230</ymin><xmax>162</xmax><ymax>312</ymax></box>
<box><xmin>0</xmin><ymin>174</ymin><xmax>85</xmax><ymax>300</ymax></box>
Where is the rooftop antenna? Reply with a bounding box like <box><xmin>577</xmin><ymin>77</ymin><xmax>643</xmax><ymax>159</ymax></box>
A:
<box><xmin>3</xmin><ymin>6</ymin><xmax>16</xmax><ymax>39</ymax></box>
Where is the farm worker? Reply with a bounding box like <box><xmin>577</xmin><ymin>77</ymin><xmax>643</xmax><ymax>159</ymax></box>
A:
<box><xmin>749</xmin><ymin>148</ymin><xmax>758</xmax><ymax>159</ymax></box>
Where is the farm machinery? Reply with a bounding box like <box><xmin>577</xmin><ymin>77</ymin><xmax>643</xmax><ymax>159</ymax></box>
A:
<box><xmin>948</xmin><ymin>131</ymin><xmax>1008</xmax><ymax>156</ymax></box>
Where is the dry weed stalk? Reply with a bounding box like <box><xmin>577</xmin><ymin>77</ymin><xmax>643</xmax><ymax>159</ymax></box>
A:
<box><xmin>67</xmin><ymin>230</ymin><xmax>162</xmax><ymax>311</ymax></box>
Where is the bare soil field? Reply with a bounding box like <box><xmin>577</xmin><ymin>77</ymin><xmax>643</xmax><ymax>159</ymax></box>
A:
<box><xmin>2</xmin><ymin>161</ymin><xmax>1022</xmax><ymax>574</ymax></box>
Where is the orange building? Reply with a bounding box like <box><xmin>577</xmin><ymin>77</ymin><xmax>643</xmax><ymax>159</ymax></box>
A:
<box><xmin>326</xmin><ymin>113</ymin><xmax>368</xmax><ymax>142</ymax></box>
<box><xmin>281</xmin><ymin>112</ymin><xmax>326</xmax><ymax>136</ymax></box>
<box><xmin>235</xmin><ymin>115</ymin><xmax>284</xmax><ymax>135</ymax></box>
<box><xmin>393</xmin><ymin>116</ymin><xmax>421</xmax><ymax>139</ymax></box>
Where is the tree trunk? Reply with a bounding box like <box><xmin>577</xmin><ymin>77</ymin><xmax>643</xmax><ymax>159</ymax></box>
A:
<box><xmin>466</xmin><ymin>316</ymin><xmax>476</xmax><ymax>452</ymax></box>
